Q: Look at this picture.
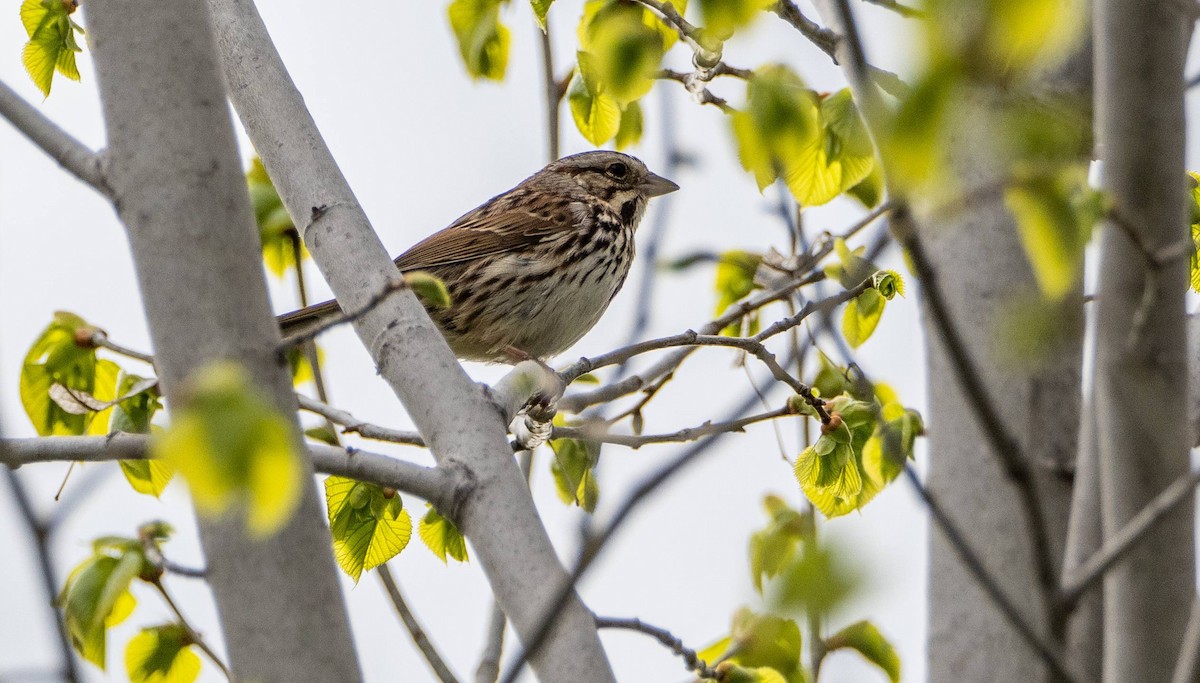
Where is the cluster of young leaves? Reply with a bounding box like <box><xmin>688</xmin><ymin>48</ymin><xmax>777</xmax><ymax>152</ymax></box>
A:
<box><xmin>20</xmin><ymin>0</ymin><xmax>84</xmax><ymax>96</ymax></box>
<box><xmin>733</xmin><ymin>72</ymin><xmax>880</xmax><ymax>209</ymax></box>
<box><xmin>699</xmin><ymin>496</ymin><xmax>899</xmax><ymax>682</ymax></box>
<box><xmin>59</xmin><ymin>522</ymin><xmax>203</xmax><ymax>682</ymax></box>
<box><xmin>325</xmin><ymin>476</ymin><xmax>413</xmax><ymax>581</ymax></box>
<box><xmin>568</xmin><ymin>0</ymin><xmax>676</xmax><ymax>147</ymax></box>
<box><xmin>548</xmin><ymin>414</ymin><xmax>602</xmax><ymax>512</ymax></box>
<box><xmin>1188</xmin><ymin>172</ymin><xmax>1200</xmax><ymax>293</ymax></box>
<box><xmin>794</xmin><ymin>377</ymin><xmax>922</xmax><ymax>519</ymax></box>
<box><xmin>150</xmin><ymin>361</ymin><xmax>303</xmax><ymax>538</ymax></box>
<box><xmin>823</xmin><ymin>241</ymin><xmax>905</xmax><ymax>348</ymax></box>
<box><xmin>247</xmin><ymin>157</ymin><xmax>307</xmax><ymax>279</ymax></box>
<box><xmin>419</xmin><ymin>504</ymin><xmax>470</xmax><ymax>563</ymax></box>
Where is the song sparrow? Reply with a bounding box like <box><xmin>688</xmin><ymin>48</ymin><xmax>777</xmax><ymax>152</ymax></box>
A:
<box><xmin>278</xmin><ymin>150</ymin><xmax>678</xmax><ymax>362</ymax></box>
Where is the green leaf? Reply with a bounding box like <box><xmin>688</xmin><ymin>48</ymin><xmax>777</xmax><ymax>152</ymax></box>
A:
<box><xmin>714</xmin><ymin>250</ymin><xmax>763</xmax><ymax>336</ymax></box>
<box><xmin>125</xmin><ymin>624</ymin><xmax>201</xmax><ymax>683</ymax></box>
<box><xmin>979</xmin><ymin>0</ymin><xmax>1086</xmax><ymax>73</ymax></box>
<box><xmin>549</xmin><ymin>432</ymin><xmax>601</xmax><ymax>512</ymax></box>
<box><xmin>448</xmin><ymin>0</ymin><xmax>511</xmax><ymax>81</ymax></box>
<box><xmin>405</xmin><ymin>271</ymin><xmax>453</xmax><ymax>309</ymax></box>
<box><xmin>881</xmin><ymin>63</ymin><xmax>954</xmax><ymax>192</ymax></box>
<box><xmin>568</xmin><ymin>54</ymin><xmax>623</xmax><ymax>145</ymax></box>
<box><xmin>531</xmin><ymin>0</ymin><xmax>553</xmax><ymax>29</ymax></box>
<box><xmin>615</xmin><ymin>100</ymin><xmax>644</xmax><ymax>150</ymax></box>
<box><xmin>325</xmin><ymin>476</ymin><xmax>413</xmax><ymax>582</ymax></box>
<box><xmin>60</xmin><ymin>543</ymin><xmax>147</xmax><ymax>668</ymax></box>
<box><xmin>1188</xmin><ymin>172</ymin><xmax>1200</xmax><ymax>293</ymax></box>
<box><xmin>846</xmin><ymin>161</ymin><xmax>884</xmax><ymax>209</ymax></box>
<box><xmin>825</xmin><ymin>621</ymin><xmax>901</xmax><ymax>683</ymax></box>
<box><xmin>783</xmin><ymin>89</ymin><xmax>875</xmax><ymax>207</ymax></box>
<box><xmin>697</xmin><ymin>0</ymin><xmax>771</xmax><ymax>38</ymax></box>
<box><xmin>842</xmin><ymin>289</ymin><xmax>885</xmax><ymax>348</ymax></box>
<box><xmin>20</xmin><ymin>0</ymin><xmax>84</xmax><ymax>97</ymax></box>
<box><xmin>731</xmin><ymin>65</ymin><xmax>818</xmax><ymax>191</ymax></box>
<box><xmin>748</xmin><ymin>495</ymin><xmax>810</xmax><ymax>593</ymax></box>
<box><xmin>247</xmin><ymin>157</ymin><xmax>304</xmax><ymax>278</ymax></box>
<box><xmin>582</xmin><ymin>2</ymin><xmax>664</xmax><ymax>104</ymax></box>
<box><xmin>150</xmin><ymin>361</ymin><xmax>303</xmax><ymax>538</ymax></box>
<box><xmin>1005</xmin><ymin>168</ymin><xmax>1096</xmax><ymax>300</ymax></box>
<box><xmin>419</xmin><ymin>505</ymin><xmax>469</xmax><ymax>563</ymax></box>
<box><xmin>727</xmin><ymin>608</ymin><xmax>803</xmax><ymax>676</ymax></box>
<box><xmin>20</xmin><ymin>312</ymin><xmax>110</xmax><ymax>436</ymax></box>
<box><xmin>768</xmin><ymin>539</ymin><xmax>857</xmax><ymax>616</ymax></box>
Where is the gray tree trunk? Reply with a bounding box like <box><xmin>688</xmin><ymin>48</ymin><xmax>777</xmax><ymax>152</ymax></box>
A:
<box><xmin>84</xmin><ymin>1</ymin><xmax>361</xmax><ymax>680</ymax></box>
<box><xmin>1093</xmin><ymin>1</ymin><xmax>1194</xmax><ymax>680</ymax></box>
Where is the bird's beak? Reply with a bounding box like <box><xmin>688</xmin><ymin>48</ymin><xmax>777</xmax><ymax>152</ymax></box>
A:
<box><xmin>641</xmin><ymin>171</ymin><xmax>680</xmax><ymax>197</ymax></box>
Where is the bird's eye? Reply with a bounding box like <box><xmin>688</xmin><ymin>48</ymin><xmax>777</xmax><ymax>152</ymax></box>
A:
<box><xmin>606</xmin><ymin>162</ymin><xmax>628</xmax><ymax>179</ymax></box>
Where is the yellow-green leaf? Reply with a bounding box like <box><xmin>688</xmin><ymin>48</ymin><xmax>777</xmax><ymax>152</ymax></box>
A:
<box><xmin>531</xmin><ymin>0</ymin><xmax>553</xmax><ymax>29</ymax></box>
<box><xmin>825</xmin><ymin>621</ymin><xmax>901</xmax><ymax>683</ymax></box>
<box><xmin>247</xmin><ymin>157</ymin><xmax>305</xmax><ymax>278</ymax></box>
<box><xmin>568</xmin><ymin>54</ymin><xmax>622</xmax><ymax>145</ymax></box>
<box><xmin>615</xmin><ymin>100</ymin><xmax>644</xmax><ymax>150</ymax></box>
<box><xmin>20</xmin><ymin>0</ymin><xmax>83</xmax><ymax>97</ymax></box>
<box><xmin>842</xmin><ymin>289</ymin><xmax>885</xmax><ymax>348</ymax></box>
<box><xmin>1005</xmin><ymin>170</ymin><xmax>1094</xmax><ymax>300</ymax></box>
<box><xmin>325</xmin><ymin>476</ymin><xmax>413</xmax><ymax>582</ymax></box>
<box><xmin>731</xmin><ymin>65</ymin><xmax>817</xmax><ymax>191</ymax></box>
<box><xmin>697</xmin><ymin>0</ymin><xmax>772</xmax><ymax>38</ymax></box>
<box><xmin>549</xmin><ymin>431</ymin><xmax>601</xmax><ymax>512</ymax></box>
<box><xmin>125</xmin><ymin>624</ymin><xmax>201</xmax><ymax>683</ymax></box>
<box><xmin>405</xmin><ymin>271</ymin><xmax>453</xmax><ymax>309</ymax></box>
<box><xmin>21</xmin><ymin>312</ymin><xmax>105</xmax><ymax>436</ymax></box>
<box><xmin>60</xmin><ymin>545</ymin><xmax>146</xmax><ymax>668</ymax></box>
<box><xmin>783</xmin><ymin>89</ymin><xmax>875</xmax><ymax>206</ymax></box>
<box><xmin>714</xmin><ymin>250</ymin><xmax>763</xmax><ymax>336</ymax></box>
<box><xmin>448</xmin><ymin>0</ymin><xmax>511</xmax><ymax>81</ymax></box>
<box><xmin>419</xmin><ymin>505</ymin><xmax>469</xmax><ymax>563</ymax></box>
<box><xmin>583</xmin><ymin>2</ymin><xmax>664</xmax><ymax>104</ymax></box>
<box><xmin>151</xmin><ymin>361</ymin><xmax>303</xmax><ymax>539</ymax></box>
<box><xmin>726</xmin><ymin>608</ymin><xmax>803</xmax><ymax>676</ymax></box>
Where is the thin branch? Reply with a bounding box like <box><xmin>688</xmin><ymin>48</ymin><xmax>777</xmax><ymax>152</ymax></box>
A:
<box><xmin>1059</xmin><ymin>467</ymin><xmax>1200</xmax><ymax>606</ymax></box>
<box><xmin>860</xmin><ymin>0</ymin><xmax>924</xmax><ymax>19</ymax></box>
<box><xmin>657</xmin><ymin>70</ymin><xmax>734</xmax><ymax>113</ymax></box>
<box><xmin>0</xmin><ymin>78</ymin><xmax>110</xmax><ymax>195</ymax></box>
<box><xmin>3</xmin><ymin>469</ymin><xmax>80</xmax><ymax>683</ymax></box>
<box><xmin>632</xmin><ymin>0</ymin><xmax>721</xmax><ymax>65</ymax></box>
<box><xmin>1173</xmin><ymin>599</ymin><xmax>1200</xmax><ymax>683</ymax></box>
<box><xmin>595</xmin><ymin>616</ymin><xmax>720</xmax><ymax>679</ymax></box>
<box><xmin>378</xmin><ymin>564</ymin><xmax>462</xmax><ymax>683</ymax></box>
<box><xmin>151</xmin><ymin>580</ymin><xmax>232</xmax><ymax>679</ymax></box>
<box><xmin>277</xmin><ymin>275</ymin><xmax>409</xmax><ymax>352</ymax></box>
<box><xmin>539</xmin><ymin>21</ymin><xmax>560</xmax><ymax>162</ymax></box>
<box><xmin>475</xmin><ymin>599</ymin><xmax>507</xmax><ymax>683</ymax></box>
<box><xmin>90</xmin><ymin>330</ymin><xmax>155</xmax><ymax>365</ymax></box>
<box><xmin>901</xmin><ymin>467</ymin><xmax>1077</xmax><ymax>682</ymax></box>
<box><xmin>296</xmin><ymin>395</ymin><xmax>425</xmax><ymax>446</ymax></box>
<box><xmin>0</xmin><ymin>435</ymin><xmax>456</xmax><ymax>509</ymax></box>
<box><xmin>553</xmin><ymin>406</ymin><xmax>793</xmax><ymax>448</ymax></box>
<box><xmin>769</xmin><ymin>0</ymin><xmax>909</xmax><ymax>97</ymax></box>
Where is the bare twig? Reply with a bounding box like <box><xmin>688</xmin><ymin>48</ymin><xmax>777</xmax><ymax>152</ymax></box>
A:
<box><xmin>90</xmin><ymin>330</ymin><xmax>155</xmax><ymax>365</ymax></box>
<box><xmin>476</xmin><ymin>600</ymin><xmax>507</xmax><ymax>683</ymax></box>
<box><xmin>554</xmin><ymin>406</ymin><xmax>793</xmax><ymax>448</ymax></box>
<box><xmin>0</xmin><ymin>78</ymin><xmax>110</xmax><ymax>195</ymax></box>
<box><xmin>657</xmin><ymin>70</ymin><xmax>735</xmax><ymax>112</ymax></box>
<box><xmin>1059</xmin><ymin>467</ymin><xmax>1200</xmax><ymax>606</ymax></box>
<box><xmin>539</xmin><ymin>20</ymin><xmax>560</xmax><ymax>162</ymax></box>
<box><xmin>860</xmin><ymin>0</ymin><xmax>924</xmax><ymax>19</ymax></box>
<box><xmin>4</xmin><ymin>469</ymin><xmax>80</xmax><ymax>683</ymax></box>
<box><xmin>277</xmin><ymin>276</ymin><xmax>409</xmax><ymax>352</ymax></box>
<box><xmin>296</xmin><ymin>394</ymin><xmax>425</xmax><ymax>446</ymax></box>
<box><xmin>595</xmin><ymin>616</ymin><xmax>720</xmax><ymax>679</ymax></box>
<box><xmin>902</xmin><ymin>467</ymin><xmax>1077</xmax><ymax>682</ymax></box>
<box><xmin>378</xmin><ymin>564</ymin><xmax>462</xmax><ymax>683</ymax></box>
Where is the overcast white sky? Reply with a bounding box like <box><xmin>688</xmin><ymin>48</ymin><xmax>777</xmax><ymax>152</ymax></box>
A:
<box><xmin>6</xmin><ymin>2</ymin><xmax>1197</xmax><ymax>683</ymax></box>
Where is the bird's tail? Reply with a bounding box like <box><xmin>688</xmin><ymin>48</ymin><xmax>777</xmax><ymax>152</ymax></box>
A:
<box><xmin>277</xmin><ymin>298</ymin><xmax>343</xmax><ymax>337</ymax></box>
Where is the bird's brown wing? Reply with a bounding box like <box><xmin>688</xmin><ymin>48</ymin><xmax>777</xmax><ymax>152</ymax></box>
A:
<box><xmin>393</xmin><ymin>193</ymin><xmax>575</xmax><ymax>271</ymax></box>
